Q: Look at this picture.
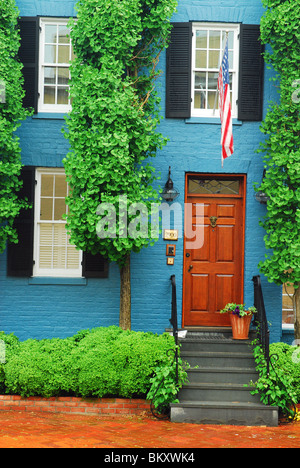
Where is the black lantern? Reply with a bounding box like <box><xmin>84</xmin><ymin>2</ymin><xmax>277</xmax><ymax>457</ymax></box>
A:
<box><xmin>255</xmin><ymin>169</ymin><xmax>270</xmax><ymax>204</ymax></box>
<box><xmin>161</xmin><ymin>167</ymin><xmax>180</xmax><ymax>202</ymax></box>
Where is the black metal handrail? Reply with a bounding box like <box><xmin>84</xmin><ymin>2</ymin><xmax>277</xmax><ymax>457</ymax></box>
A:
<box><xmin>252</xmin><ymin>275</ymin><xmax>270</xmax><ymax>375</ymax></box>
<box><xmin>170</xmin><ymin>275</ymin><xmax>178</xmax><ymax>385</ymax></box>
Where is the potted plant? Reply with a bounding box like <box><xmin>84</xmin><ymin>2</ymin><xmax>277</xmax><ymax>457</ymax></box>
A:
<box><xmin>220</xmin><ymin>303</ymin><xmax>257</xmax><ymax>340</ymax></box>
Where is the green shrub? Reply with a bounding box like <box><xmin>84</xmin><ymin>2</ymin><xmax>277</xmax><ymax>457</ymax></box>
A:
<box><xmin>0</xmin><ymin>331</ymin><xmax>20</xmax><ymax>393</ymax></box>
<box><xmin>1</xmin><ymin>326</ymin><xmax>175</xmax><ymax>398</ymax></box>
<box><xmin>269</xmin><ymin>342</ymin><xmax>300</xmax><ymax>403</ymax></box>
<box><xmin>4</xmin><ymin>336</ymin><xmax>78</xmax><ymax>397</ymax></box>
<box><xmin>72</xmin><ymin>327</ymin><xmax>174</xmax><ymax>398</ymax></box>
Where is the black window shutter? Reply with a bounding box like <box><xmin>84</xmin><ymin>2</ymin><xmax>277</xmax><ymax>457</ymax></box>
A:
<box><xmin>7</xmin><ymin>167</ymin><xmax>35</xmax><ymax>277</ymax></box>
<box><xmin>18</xmin><ymin>17</ymin><xmax>39</xmax><ymax>114</ymax></box>
<box><xmin>238</xmin><ymin>24</ymin><xmax>265</xmax><ymax>121</ymax></box>
<box><xmin>82</xmin><ymin>252</ymin><xmax>109</xmax><ymax>278</ymax></box>
<box><xmin>166</xmin><ymin>22</ymin><xmax>192</xmax><ymax>119</ymax></box>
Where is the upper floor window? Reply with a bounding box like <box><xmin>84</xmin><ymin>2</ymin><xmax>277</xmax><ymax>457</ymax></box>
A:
<box><xmin>39</xmin><ymin>18</ymin><xmax>74</xmax><ymax>113</ymax></box>
<box><xmin>191</xmin><ymin>23</ymin><xmax>239</xmax><ymax>118</ymax></box>
<box><xmin>166</xmin><ymin>22</ymin><xmax>264</xmax><ymax>121</ymax></box>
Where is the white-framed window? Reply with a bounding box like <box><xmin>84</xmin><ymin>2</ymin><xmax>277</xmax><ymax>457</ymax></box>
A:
<box><xmin>191</xmin><ymin>23</ymin><xmax>240</xmax><ymax>118</ymax></box>
<box><xmin>282</xmin><ymin>283</ymin><xmax>295</xmax><ymax>330</ymax></box>
<box><xmin>38</xmin><ymin>18</ymin><xmax>74</xmax><ymax>113</ymax></box>
<box><xmin>33</xmin><ymin>168</ymin><xmax>82</xmax><ymax>277</ymax></box>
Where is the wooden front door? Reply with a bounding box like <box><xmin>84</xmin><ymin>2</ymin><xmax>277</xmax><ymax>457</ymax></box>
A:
<box><xmin>183</xmin><ymin>175</ymin><xmax>246</xmax><ymax>327</ymax></box>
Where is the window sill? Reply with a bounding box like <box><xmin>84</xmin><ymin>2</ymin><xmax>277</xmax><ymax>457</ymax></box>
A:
<box><xmin>282</xmin><ymin>324</ymin><xmax>294</xmax><ymax>331</ymax></box>
<box><xmin>185</xmin><ymin>117</ymin><xmax>243</xmax><ymax>125</ymax></box>
<box><xmin>28</xmin><ymin>277</ymin><xmax>87</xmax><ymax>286</ymax></box>
<box><xmin>32</xmin><ymin>113</ymin><xmax>68</xmax><ymax>120</ymax></box>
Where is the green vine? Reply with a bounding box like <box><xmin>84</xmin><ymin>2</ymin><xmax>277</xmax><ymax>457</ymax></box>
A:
<box><xmin>146</xmin><ymin>348</ymin><xmax>189</xmax><ymax>415</ymax></box>
<box><xmin>63</xmin><ymin>0</ymin><xmax>177</xmax><ymax>267</ymax></box>
<box><xmin>250</xmin><ymin>343</ymin><xmax>297</xmax><ymax>420</ymax></box>
<box><xmin>0</xmin><ymin>0</ymin><xmax>31</xmax><ymax>253</ymax></box>
<box><xmin>256</xmin><ymin>0</ymin><xmax>300</xmax><ymax>334</ymax></box>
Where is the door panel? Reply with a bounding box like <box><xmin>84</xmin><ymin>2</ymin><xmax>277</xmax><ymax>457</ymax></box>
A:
<box><xmin>183</xmin><ymin>176</ymin><xmax>245</xmax><ymax>327</ymax></box>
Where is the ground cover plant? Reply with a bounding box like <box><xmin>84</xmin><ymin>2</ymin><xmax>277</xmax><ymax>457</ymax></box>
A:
<box><xmin>250</xmin><ymin>342</ymin><xmax>300</xmax><ymax>418</ymax></box>
<box><xmin>0</xmin><ymin>327</ymin><xmax>176</xmax><ymax>399</ymax></box>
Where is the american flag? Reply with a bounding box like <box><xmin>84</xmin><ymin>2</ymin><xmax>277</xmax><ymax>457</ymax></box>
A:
<box><xmin>218</xmin><ymin>36</ymin><xmax>234</xmax><ymax>166</ymax></box>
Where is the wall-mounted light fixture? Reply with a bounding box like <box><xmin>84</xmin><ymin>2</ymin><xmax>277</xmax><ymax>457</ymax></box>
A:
<box><xmin>255</xmin><ymin>169</ymin><xmax>270</xmax><ymax>204</ymax></box>
<box><xmin>161</xmin><ymin>166</ymin><xmax>180</xmax><ymax>202</ymax></box>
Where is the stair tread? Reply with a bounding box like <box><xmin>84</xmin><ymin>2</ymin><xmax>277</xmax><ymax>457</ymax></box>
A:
<box><xmin>182</xmin><ymin>351</ymin><xmax>254</xmax><ymax>360</ymax></box>
<box><xmin>171</xmin><ymin>400</ymin><xmax>277</xmax><ymax>410</ymax></box>
<box><xmin>182</xmin><ymin>382</ymin><xmax>255</xmax><ymax>388</ymax></box>
<box><xmin>187</xmin><ymin>366</ymin><xmax>257</xmax><ymax>372</ymax></box>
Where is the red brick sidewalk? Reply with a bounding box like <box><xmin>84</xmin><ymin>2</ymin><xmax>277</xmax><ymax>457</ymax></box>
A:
<box><xmin>0</xmin><ymin>409</ymin><xmax>299</xmax><ymax>448</ymax></box>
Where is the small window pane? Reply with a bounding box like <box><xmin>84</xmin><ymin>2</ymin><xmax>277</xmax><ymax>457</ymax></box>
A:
<box><xmin>194</xmin><ymin>91</ymin><xmax>206</xmax><ymax>109</ymax></box>
<box><xmin>195</xmin><ymin>50</ymin><xmax>207</xmax><ymax>68</ymax></box>
<box><xmin>45</xmin><ymin>45</ymin><xmax>56</xmax><ymax>63</ymax></box>
<box><xmin>54</xmin><ymin>198</ymin><xmax>66</xmax><ymax>220</ymax></box>
<box><xmin>58</xmin><ymin>68</ymin><xmax>69</xmax><ymax>85</ymax></box>
<box><xmin>41</xmin><ymin>174</ymin><xmax>54</xmax><ymax>197</ymax></box>
<box><xmin>209</xmin><ymin>50</ymin><xmax>220</xmax><ymax>69</ymax></box>
<box><xmin>58</xmin><ymin>25</ymin><xmax>70</xmax><ymax>44</ymax></box>
<box><xmin>44</xmin><ymin>67</ymin><xmax>56</xmax><ymax>85</ymax></box>
<box><xmin>207</xmin><ymin>91</ymin><xmax>217</xmax><ymax>110</ymax></box>
<box><xmin>209</xmin><ymin>30</ymin><xmax>221</xmax><ymax>49</ymax></box>
<box><xmin>57</xmin><ymin>87</ymin><xmax>69</xmax><ymax>105</ymax></box>
<box><xmin>45</xmin><ymin>24</ymin><xmax>57</xmax><ymax>44</ymax></box>
<box><xmin>195</xmin><ymin>72</ymin><xmax>206</xmax><ymax>89</ymax></box>
<box><xmin>44</xmin><ymin>87</ymin><xmax>56</xmax><ymax>104</ymax></box>
<box><xmin>58</xmin><ymin>45</ymin><xmax>70</xmax><ymax>63</ymax></box>
<box><xmin>207</xmin><ymin>72</ymin><xmax>218</xmax><ymax>90</ymax></box>
<box><xmin>55</xmin><ymin>175</ymin><xmax>68</xmax><ymax>197</ymax></box>
<box><xmin>196</xmin><ymin>30</ymin><xmax>207</xmax><ymax>48</ymax></box>
<box><xmin>40</xmin><ymin>198</ymin><xmax>53</xmax><ymax>220</ymax></box>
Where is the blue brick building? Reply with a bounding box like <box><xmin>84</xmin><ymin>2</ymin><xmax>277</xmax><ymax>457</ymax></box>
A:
<box><xmin>0</xmin><ymin>0</ymin><xmax>292</xmax><ymax>344</ymax></box>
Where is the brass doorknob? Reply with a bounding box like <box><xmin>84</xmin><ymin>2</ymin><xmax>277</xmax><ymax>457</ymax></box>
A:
<box><xmin>188</xmin><ymin>264</ymin><xmax>193</xmax><ymax>272</ymax></box>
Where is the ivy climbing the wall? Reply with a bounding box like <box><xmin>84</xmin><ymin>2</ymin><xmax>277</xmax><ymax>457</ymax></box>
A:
<box><xmin>63</xmin><ymin>0</ymin><xmax>177</xmax><ymax>329</ymax></box>
<box><xmin>0</xmin><ymin>0</ymin><xmax>31</xmax><ymax>253</ymax></box>
<box><xmin>257</xmin><ymin>0</ymin><xmax>300</xmax><ymax>339</ymax></box>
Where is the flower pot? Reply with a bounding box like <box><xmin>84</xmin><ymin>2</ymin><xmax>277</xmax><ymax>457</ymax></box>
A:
<box><xmin>230</xmin><ymin>314</ymin><xmax>252</xmax><ymax>340</ymax></box>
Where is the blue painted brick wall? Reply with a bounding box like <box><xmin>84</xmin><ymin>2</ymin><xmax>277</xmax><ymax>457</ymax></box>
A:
<box><xmin>0</xmin><ymin>0</ymin><xmax>284</xmax><ymax>343</ymax></box>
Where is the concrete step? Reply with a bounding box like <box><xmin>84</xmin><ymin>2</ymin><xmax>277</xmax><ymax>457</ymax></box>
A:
<box><xmin>180</xmin><ymin>338</ymin><xmax>254</xmax><ymax>353</ymax></box>
<box><xmin>186</xmin><ymin>367</ymin><xmax>259</xmax><ymax>385</ymax></box>
<box><xmin>170</xmin><ymin>401</ymin><xmax>278</xmax><ymax>427</ymax></box>
<box><xmin>178</xmin><ymin>382</ymin><xmax>261</xmax><ymax>403</ymax></box>
<box><xmin>168</xmin><ymin>328</ymin><xmax>278</xmax><ymax>427</ymax></box>
<box><xmin>181</xmin><ymin>350</ymin><xmax>256</xmax><ymax>368</ymax></box>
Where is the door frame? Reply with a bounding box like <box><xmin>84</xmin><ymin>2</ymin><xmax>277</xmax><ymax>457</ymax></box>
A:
<box><xmin>182</xmin><ymin>173</ymin><xmax>247</xmax><ymax>328</ymax></box>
